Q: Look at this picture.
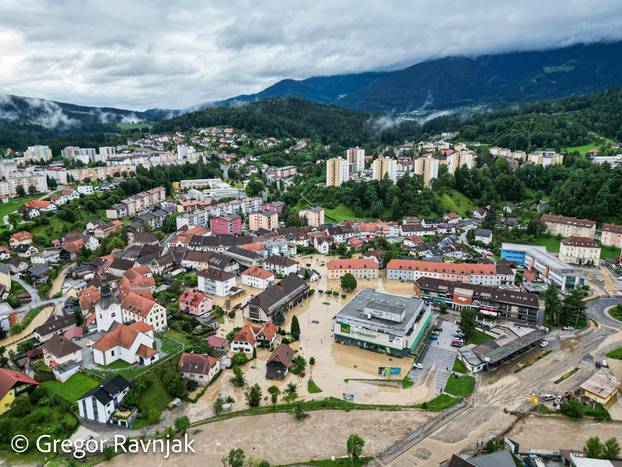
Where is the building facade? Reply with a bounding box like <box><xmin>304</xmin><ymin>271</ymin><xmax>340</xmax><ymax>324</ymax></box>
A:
<box><xmin>559</xmin><ymin>236</ymin><xmax>601</xmax><ymax>266</ymax></box>
<box><xmin>326</xmin><ymin>157</ymin><xmax>349</xmax><ymax>187</ymax></box>
<box><xmin>541</xmin><ymin>214</ymin><xmax>596</xmax><ymax>239</ymax></box>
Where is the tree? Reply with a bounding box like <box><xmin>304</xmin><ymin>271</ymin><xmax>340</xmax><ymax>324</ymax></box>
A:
<box><xmin>561</xmin><ymin>290</ymin><xmax>587</xmax><ymax>328</ymax></box>
<box><xmin>160</xmin><ymin>366</ymin><xmax>188</xmax><ymax>398</ymax></box>
<box><xmin>340</xmin><ymin>273</ymin><xmax>357</xmax><ymax>292</ymax></box>
<box><xmin>268</xmin><ymin>385</ymin><xmax>280</xmax><ymax>406</ymax></box>
<box><xmin>245</xmin><ymin>383</ymin><xmax>262</xmax><ymax>408</ymax></box>
<box><xmin>257</xmin><ymin>460</ymin><xmax>271</xmax><ymax>467</ymax></box>
<box><xmin>73</xmin><ymin>308</ymin><xmax>84</xmax><ymax>326</ymax></box>
<box><xmin>15</xmin><ymin>185</ymin><xmax>26</xmax><ymax>197</ymax></box>
<box><xmin>346</xmin><ymin>434</ymin><xmax>365</xmax><ymax>463</ymax></box>
<box><xmin>309</xmin><ymin>356</ymin><xmax>315</xmax><ymax>366</ymax></box>
<box><xmin>213</xmin><ymin>396</ymin><xmax>225</xmax><ymax>415</ymax></box>
<box><xmin>28</xmin><ymin>185</ymin><xmax>37</xmax><ymax>195</ymax></box>
<box><xmin>174</xmin><ymin>415</ymin><xmax>190</xmax><ymax>434</ymax></box>
<box><xmin>230</xmin><ymin>365</ymin><xmax>245</xmax><ymax>387</ymax></box>
<box><xmin>291</xmin><ymin>355</ymin><xmax>306</xmax><ymax>375</ymax></box>
<box><xmin>560</xmin><ymin>399</ymin><xmax>584</xmax><ymax>419</ymax></box>
<box><xmin>293</xmin><ymin>401</ymin><xmax>307</xmax><ymax>420</ymax></box>
<box><xmin>584</xmin><ymin>436</ymin><xmax>605</xmax><ymax>458</ymax></box>
<box><xmin>290</xmin><ymin>315</ymin><xmax>301</xmax><ymax>341</ymax></box>
<box><xmin>459</xmin><ymin>308</ymin><xmax>477</xmax><ymax>341</ymax></box>
<box><xmin>438</xmin><ymin>302</ymin><xmax>448</xmax><ymax>314</ymax></box>
<box><xmin>273</xmin><ymin>309</ymin><xmax>285</xmax><ymax>326</ymax></box>
<box><xmin>604</xmin><ymin>437</ymin><xmax>621</xmax><ymax>460</ymax></box>
<box><xmin>222</xmin><ymin>448</ymin><xmax>245</xmax><ymax>467</ymax></box>
<box><xmin>543</xmin><ymin>284</ymin><xmax>562</xmax><ymax>326</ymax></box>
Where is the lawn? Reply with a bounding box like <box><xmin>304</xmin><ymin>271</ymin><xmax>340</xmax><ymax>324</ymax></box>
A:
<box><xmin>606</xmin><ymin>347</ymin><xmax>622</xmax><ymax>360</ymax></box>
<box><xmin>41</xmin><ymin>373</ymin><xmax>100</xmax><ymax>402</ymax></box>
<box><xmin>298</xmin><ymin>458</ymin><xmax>373</xmax><ymax>466</ymax></box>
<box><xmin>444</xmin><ymin>375</ymin><xmax>475</xmax><ymax>397</ymax></box>
<box><xmin>562</xmin><ymin>142</ymin><xmax>600</xmax><ymax>155</ymax></box>
<box><xmin>531</xmin><ymin>234</ymin><xmax>561</xmax><ymax>252</ymax></box>
<box><xmin>0</xmin><ymin>195</ymin><xmax>39</xmax><ymax>218</ymax></box>
<box><xmin>104</xmin><ymin>360</ymin><xmax>131</xmax><ymax>369</ymax></box>
<box><xmin>133</xmin><ymin>370</ymin><xmax>174</xmax><ymax>429</ymax></box>
<box><xmin>324</xmin><ymin>203</ymin><xmax>375</xmax><ymax>222</ymax></box>
<box><xmin>116</xmin><ymin>122</ymin><xmax>154</xmax><ymax>130</ymax></box>
<box><xmin>601</xmin><ymin>245</ymin><xmax>622</xmax><ymax>260</ymax></box>
<box><xmin>307</xmin><ymin>378</ymin><xmax>323</xmax><ymax>394</ymax></box>
<box><xmin>452</xmin><ymin>358</ymin><xmax>467</xmax><ymax>374</ymax></box>
<box><xmin>439</xmin><ymin>189</ymin><xmax>476</xmax><ymax>217</ymax></box>
<box><xmin>609</xmin><ymin>305</ymin><xmax>622</xmax><ymax>322</ymax></box>
<box><xmin>466</xmin><ymin>330</ymin><xmax>494</xmax><ymax>346</ymax></box>
<box><xmin>416</xmin><ymin>394</ymin><xmax>459</xmax><ymax>411</ymax></box>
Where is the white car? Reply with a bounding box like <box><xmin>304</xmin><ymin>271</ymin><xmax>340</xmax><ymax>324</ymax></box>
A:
<box><xmin>539</xmin><ymin>341</ymin><xmax>549</xmax><ymax>348</ymax></box>
<box><xmin>563</xmin><ymin>326</ymin><xmax>575</xmax><ymax>331</ymax></box>
<box><xmin>540</xmin><ymin>394</ymin><xmax>556</xmax><ymax>401</ymax></box>
<box><xmin>413</xmin><ymin>363</ymin><xmax>424</xmax><ymax>370</ymax></box>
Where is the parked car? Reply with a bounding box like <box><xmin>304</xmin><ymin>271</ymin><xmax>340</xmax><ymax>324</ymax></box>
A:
<box><xmin>595</xmin><ymin>359</ymin><xmax>609</xmax><ymax>368</ymax></box>
<box><xmin>539</xmin><ymin>341</ymin><xmax>549</xmax><ymax>348</ymax></box>
<box><xmin>430</xmin><ymin>335</ymin><xmax>439</xmax><ymax>341</ymax></box>
<box><xmin>451</xmin><ymin>338</ymin><xmax>463</xmax><ymax>348</ymax></box>
<box><xmin>413</xmin><ymin>363</ymin><xmax>424</xmax><ymax>370</ymax></box>
<box><xmin>540</xmin><ymin>394</ymin><xmax>556</xmax><ymax>401</ymax></box>
<box><xmin>563</xmin><ymin>326</ymin><xmax>575</xmax><ymax>331</ymax></box>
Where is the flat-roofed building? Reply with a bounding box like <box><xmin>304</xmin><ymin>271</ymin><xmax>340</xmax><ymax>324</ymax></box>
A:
<box><xmin>333</xmin><ymin>289</ymin><xmax>432</xmax><ymax>357</ymax></box>
<box><xmin>579</xmin><ymin>368</ymin><xmax>620</xmax><ymax>406</ymax></box>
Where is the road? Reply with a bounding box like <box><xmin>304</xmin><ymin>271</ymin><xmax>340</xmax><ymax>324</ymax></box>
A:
<box><xmin>12</xmin><ymin>276</ymin><xmax>66</xmax><ymax>312</ymax></box>
<box><xmin>586</xmin><ymin>296</ymin><xmax>622</xmax><ymax>329</ymax></box>
<box><xmin>409</xmin><ymin>320</ymin><xmax>458</xmax><ymax>392</ymax></box>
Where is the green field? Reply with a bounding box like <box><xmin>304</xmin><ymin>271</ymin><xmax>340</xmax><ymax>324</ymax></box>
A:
<box><xmin>607</xmin><ymin>347</ymin><xmax>622</xmax><ymax>360</ymax></box>
<box><xmin>444</xmin><ymin>375</ymin><xmax>476</xmax><ymax>397</ymax></box>
<box><xmin>466</xmin><ymin>330</ymin><xmax>494</xmax><ymax>346</ymax></box>
<box><xmin>609</xmin><ymin>305</ymin><xmax>622</xmax><ymax>322</ymax></box>
<box><xmin>0</xmin><ymin>195</ymin><xmax>39</xmax><ymax>218</ymax></box>
<box><xmin>439</xmin><ymin>189</ymin><xmax>475</xmax><ymax>217</ymax></box>
<box><xmin>307</xmin><ymin>379</ymin><xmax>323</xmax><ymax>394</ymax></box>
<box><xmin>116</xmin><ymin>122</ymin><xmax>154</xmax><ymax>130</ymax></box>
<box><xmin>531</xmin><ymin>234</ymin><xmax>561</xmax><ymax>252</ymax></box>
<box><xmin>41</xmin><ymin>373</ymin><xmax>100</xmax><ymax>402</ymax></box>
<box><xmin>452</xmin><ymin>358</ymin><xmax>467</xmax><ymax>374</ymax></box>
<box><xmin>324</xmin><ymin>204</ymin><xmax>375</xmax><ymax>222</ymax></box>
<box><xmin>601</xmin><ymin>245</ymin><xmax>622</xmax><ymax>260</ymax></box>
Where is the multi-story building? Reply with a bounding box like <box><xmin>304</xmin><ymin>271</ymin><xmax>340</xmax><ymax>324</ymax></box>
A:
<box><xmin>346</xmin><ymin>147</ymin><xmax>365</xmax><ymax>173</ymax></box>
<box><xmin>0</xmin><ymin>173</ymin><xmax>48</xmax><ymax>196</ymax></box>
<box><xmin>528</xmin><ymin>151</ymin><xmax>564</xmax><ymax>167</ymax></box>
<box><xmin>541</xmin><ymin>214</ymin><xmax>596</xmax><ymax>239</ymax></box>
<box><xmin>98</xmin><ymin>147</ymin><xmax>116</xmax><ymax>159</ymax></box>
<box><xmin>24</xmin><ymin>145</ymin><xmax>52</xmax><ymax>162</ymax></box>
<box><xmin>276</xmin><ymin>166</ymin><xmax>297</xmax><ymax>178</ymax></box>
<box><xmin>249</xmin><ymin>211</ymin><xmax>279</xmax><ymax>231</ymax></box>
<box><xmin>121</xmin><ymin>293</ymin><xmax>167</xmax><ymax>332</ymax></box>
<box><xmin>386</xmin><ymin>259</ymin><xmax>515</xmax><ymax>286</ymax></box>
<box><xmin>333</xmin><ymin>289</ymin><xmax>432</xmax><ymax>357</ymax></box>
<box><xmin>326</xmin><ymin>157</ymin><xmax>349</xmax><ymax>187</ymax></box>
<box><xmin>326</xmin><ymin>258</ymin><xmax>379</xmax><ymax>280</ymax></box>
<box><xmin>414</xmin><ymin>156</ymin><xmax>439</xmax><ymax>186</ymax></box>
<box><xmin>263</xmin><ymin>255</ymin><xmax>299</xmax><ymax>276</ymax></box>
<box><xmin>559</xmin><ymin>236</ymin><xmax>601</xmax><ymax>266</ymax></box>
<box><xmin>246</xmin><ymin>274</ymin><xmax>310</xmax><ymax>322</ymax></box>
<box><xmin>178</xmin><ymin>290</ymin><xmax>212</xmax><ymax>317</ymax></box>
<box><xmin>210</xmin><ymin>214</ymin><xmax>242</xmax><ymax>235</ymax></box>
<box><xmin>414</xmin><ymin>277</ymin><xmax>542</xmax><ymax>325</ymax></box>
<box><xmin>298</xmin><ymin>207</ymin><xmax>324</xmax><ymax>227</ymax></box>
<box><xmin>240</xmin><ymin>266</ymin><xmax>275</xmax><ymax>289</ymax></box>
<box><xmin>372</xmin><ymin>156</ymin><xmax>397</xmax><ymax>182</ymax></box>
<box><xmin>601</xmin><ymin>224</ymin><xmax>622</xmax><ymax>248</ymax></box>
<box><xmin>197</xmin><ymin>269</ymin><xmax>237</xmax><ymax>297</ymax></box>
<box><xmin>500</xmin><ymin>243</ymin><xmax>584</xmax><ymax>291</ymax></box>
<box><xmin>446</xmin><ymin>150</ymin><xmax>476</xmax><ymax>175</ymax></box>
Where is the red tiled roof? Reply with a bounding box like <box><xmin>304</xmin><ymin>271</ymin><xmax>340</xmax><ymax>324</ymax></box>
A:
<box><xmin>79</xmin><ymin>285</ymin><xmax>101</xmax><ymax>310</ymax></box>
<box><xmin>541</xmin><ymin>214</ymin><xmax>595</xmax><ymax>228</ymax></box>
<box><xmin>136</xmin><ymin>343</ymin><xmax>158</xmax><ymax>357</ymax></box>
<box><xmin>93</xmin><ymin>322</ymin><xmax>153</xmax><ymax>351</ymax></box>
<box><xmin>387</xmin><ymin>259</ymin><xmax>497</xmax><ymax>275</ymax></box>
<box><xmin>241</xmin><ymin>267</ymin><xmax>274</xmax><ymax>280</ymax></box>
<box><xmin>207</xmin><ymin>335</ymin><xmax>227</xmax><ymax>348</ymax></box>
<box><xmin>24</xmin><ymin>199</ymin><xmax>50</xmax><ymax>209</ymax></box>
<box><xmin>121</xmin><ymin>292</ymin><xmax>156</xmax><ymax>318</ymax></box>
<box><xmin>257</xmin><ymin>321</ymin><xmax>277</xmax><ymax>341</ymax></box>
<box><xmin>0</xmin><ymin>368</ymin><xmax>39</xmax><ymax>400</ymax></box>
<box><xmin>603</xmin><ymin>223</ymin><xmax>622</xmax><ymax>234</ymax></box>
<box><xmin>10</xmin><ymin>231</ymin><xmax>33</xmax><ymax>242</ymax></box>
<box><xmin>233</xmin><ymin>324</ymin><xmax>256</xmax><ymax>345</ymax></box>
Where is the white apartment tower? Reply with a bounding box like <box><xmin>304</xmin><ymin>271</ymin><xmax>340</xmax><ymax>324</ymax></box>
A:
<box><xmin>346</xmin><ymin>147</ymin><xmax>365</xmax><ymax>173</ymax></box>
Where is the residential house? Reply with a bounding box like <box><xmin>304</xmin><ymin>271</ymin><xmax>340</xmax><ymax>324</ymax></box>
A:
<box><xmin>231</xmin><ymin>324</ymin><xmax>257</xmax><ymax>354</ymax></box>
<box><xmin>177</xmin><ymin>352</ymin><xmax>220</xmax><ymax>386</ymax></box>
<box><xmin>240</xmin><ymin>267</ymin><xmax>275</xmax><ymax>289</ymax></box>
<box><xmin>559</xmin><ymin>237</ymin><xmax>601</xmax><ymax>266</ymax></box>
<box><xmin>0</xmin><ymin>368</ymin><xmax>39</xmax><ymax>415</ymax></box>
<box><xmin>77</xmin><ymin>375</ymin><xmax>132</xmax><ymax>426</ymax></box>
<box><xmin>178</xmin><ymin>290</ymin><xmax>212</xmax><ymax>317</ymax></box>
<box><xmin>42</xmin><ymin>335</ymin><xmax>83</xmax><ymax>366</ymax></box>
<box><xmin>474</xmin><ymin>228</ymin><xmax>493</xmax><ymax>245</ymax></box>
<box><xmin>255</xmin><ymin>321</ymin><xmax>278</xmax><ymax>347</ymax></box>
<box><xmin>9</xmin><ymin>231</ymin><xmax>33</xmax><ymax>248</ymax></box>
<box><xmin>601</xmin><ymin>223</ymin><xmax>622</xmax><ymax>248</ymax></box>
<box><xmin>197</xmin><ymin>269</ymin><xmax>237</xmax><ymax>297</ymax></box>
<box><xmin>34</xmin><ymin>314</ymin><xmax>77</xmax><ymax>342</ymax></box>
<box><xmin>121</xmin><ymin>293</ymin><xmax>167</xmax><ymax>332</ymax></box>
<box><xmin>0</xmin><ymin>264</ymin><xmax>10</xmax><ymax>293</ymax></box>
<box><xmin>263</xmin><ymin>255</ymin><xmax>299</xmax><ymax>276</ymax></box>
<box><xmin>266</xmin><ymin>344</ymin><xmax>294</xmax><ymax>380</ymax></box>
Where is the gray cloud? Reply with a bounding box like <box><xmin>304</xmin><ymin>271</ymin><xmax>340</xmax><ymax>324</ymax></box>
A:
<box><xmin>0</xmin><ymin>0</ymin><xmax>621</xmax><ymax>109</ymax></box>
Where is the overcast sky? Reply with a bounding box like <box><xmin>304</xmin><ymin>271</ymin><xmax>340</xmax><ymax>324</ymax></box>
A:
<box><xmin>1</xmin><ymin>0</ymin><xmax>622</xmax><ymax>110</ymax></box>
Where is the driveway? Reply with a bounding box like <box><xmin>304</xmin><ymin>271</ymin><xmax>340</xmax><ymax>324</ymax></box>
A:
<box><xmin>409</xmin><ymin>319</ymin><xmax>459</xmax><ymax>392</ymax></box>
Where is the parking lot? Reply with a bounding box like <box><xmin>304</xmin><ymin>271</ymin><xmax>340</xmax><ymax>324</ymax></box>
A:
<box><xmin>409</xmin><ymin>319</ymin><xmax>459</xmax><ymax>392</ymax></box>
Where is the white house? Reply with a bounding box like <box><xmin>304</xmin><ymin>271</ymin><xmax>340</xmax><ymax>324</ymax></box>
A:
<box><xmin>474</xmin><ymin>228</ymin><xmax>493</xmax><ymax>245</ymax></box>
<box><xmin>177</xmin><ymin>352</ymin><xmax>221</xmax><ymax>386</ymax></box>
<box><xmin>263</xmin><ymin>255</ymin><xmax>299</xmax><ymax>276</ymax></box>
<box><xmin>121</xmin><ymin>292</ymin><xmax>167</xmax><ymax>332</ymax></box>
<box><xmin>77</xmin><ymin>185</ymin><xmax>95</xmax><ymax>196</ymax></box>
<box><xmin>42</xmin><ymin>335</ymin><xmax>83</xmax><ymax>367</ymax></box>
<box><xmin>197</xmin><ymin>269</ymin><xmax>236</xmax><ymax>297</ymax></box>
<box><xmin>240</xmin><ymin>267</ymin><xmax>275</xmax><ymax>289</ymax></box>
<box><xmin>231</xmin><ymin>324</ymin><xmax>257</xmax><ymax>354</ymax></box>
<box><xmin>92</xmin><ymin>322</ymin><xmax>159</xmax><ymax>366</ymax></box>
<box><xmin>77</xmin><ymin>375</ymin><xmax>131</xmax><ymax>425</ymax></box>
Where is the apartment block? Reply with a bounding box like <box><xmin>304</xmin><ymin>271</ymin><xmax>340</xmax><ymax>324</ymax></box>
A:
<box><xmin>346</xmin><ymin>147</ymin><xmax>365</xmax><ymax>173</ymax></box>
<box><xmin>24</xmin><ymin>145</ymin><xmax>52</xmax><ymax>163</ymax></box>
<box><xmin>249</xmin><ymin>211</ymin><xmax>279</xmax><ymax>231</ymax></box>
<box><xmin>372</xmin><ymin>156</ymin><xmax>397</xmax><ymax>182</ymax></box>
<box><xmin>414</xmin><ymin>156</ymin><xmax>440</xmax><ymax>186</ymax></box>
<box><xmin>326</xmin><ymin>157</ymin><xmax>349</xmax><ymax>187</ymax></box>
<box><xmin>298</xmin><ymin>207</ymin><xmax>324</xmax><ymax>227</ymax></box>
<box><xmin>601</xmin><ymin>224</ymin><xmax>622</xmax><ymax>248</ymax></box>
<box><xmin>541</xmin><ymin>214</ymin><xmax>596</xmax><ymax>239</ymax></box>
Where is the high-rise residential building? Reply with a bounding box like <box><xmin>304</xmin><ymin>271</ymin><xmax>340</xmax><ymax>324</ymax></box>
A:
<box><xmin>372</xmin><ymin>156</ymin><xmax>397</xmax><ymax>182</ymax></box>
<box><xmin>24</xmin><ymin>145</ymin><xmax>52</xmax><ymax>163</ymax></box>
<box><xmin>249</xmin><ymin>211</ymin><xmax>279</xmax><ymax>231</ymax></box>
<box><xmin>177</xmin><ymin>144</ymin><xmax>196</xmax><ymax>160</ymax></box>
<box><xmin>414</xmin><ymin>156</ymin><xmax>440</xmax><ymax>186</ymax></box>
<box><xmin>98</xmin><ymin>147</ymin><xmax>116</xmax><ymax>161</ymax></box>
<box><xmin>326</xmin><ymin>157</ymin><xmax>349</xmax><ymax>187</ymax></box>
<box><xmin>446</xmin><ymin>150</ymin><xmax>476</xmax><ymax>175</ymax></box>
<box><xmin>346</xmin><ymin>147</ymin><xmax>365</xmax><ymax>173</ymax></box>
<box><xmin>298</xmin><ymin>207</ymin><xmax>325</xmax><ymax>227</ymax></box>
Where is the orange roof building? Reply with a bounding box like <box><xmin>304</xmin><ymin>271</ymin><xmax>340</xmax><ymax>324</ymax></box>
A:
<box><xmin>386</xmin><ymin>259</ymin><xmax>514</xmax><ymax>286</ymax></box>
<box><xmin>326</xmin><ymin>258</ymin><xmax>379</xmax><ymax>280</ymax></box>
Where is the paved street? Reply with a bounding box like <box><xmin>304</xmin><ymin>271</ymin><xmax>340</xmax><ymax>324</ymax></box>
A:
<box><xmin>409</xmin><ymin>319</ymin><xmax>459</xmax><ymax>392</ymax></box>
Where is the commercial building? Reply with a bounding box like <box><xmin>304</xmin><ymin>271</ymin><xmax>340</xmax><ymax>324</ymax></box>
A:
<box><xmin>559</xmin><ymin>236</ymin><xmax>601</xmax><ymax>266</ymax></box>
<box><xmin>326</xmin><ymin>157</ymin><xmax>349</xmax><ymax>187</ymax></box>
<box><xmin>500</xmin><ymin>243</ymin><xmax>584</xmax><ymax>291</ymax></box>
<box><xmin>326</xmin><ymin>258</ymin><xmax>379</xmax><ymax>280</ymax></box>
<box><xmin>372</xmin><ymin>156</ymin><xmax>397</xmax><ymax>182</ymax></box>
<box><xmin>246</xmin><ymin>274</ymin><xmax>310</xmax><ymax>322</ymax></box>
<box><xmin>298</xmin><ymin>207</ymin><xmax>325</xmax><ymax>227</ymax></box>
<box><xmin>541</xmin><ymin>214</ymin><xmax>596</xmax><ymax>239</ymax></box>
<box><xmin>601</xmin><ymin>223</ymin><xmax>622</xmax><ymax>248</ymax></box>
<box><xmin>248</xmin><ymin>211</ymin><xmax>278</xmax><ymax>231</ymax></box>
<box><xmin>333</xmin><ymin>289</ymin><xmax>432</xmax><ymax>357</ymax></box>
<box><xmin>386</xmin><ymin>259</ymin><xmax>515</xmax><ymax>286</ymax></box>
<box><xmin>414</xmin><ymin>156</ymin><xmax>440</xmax><ymax>186</ymax></box>
<box><xmin>414</xmin><ymin>277</ymin><xmax>542</xmax><ymax>325</ymax></box>
<box><xmin>346</xmin><ymin>147</ymin><xmax>365</xmax><ymax>173</ymax></box>
<box><xmin>458</xmin><ymin>328</ymin><xmax>547</xmax><ymax>373</ymax></box>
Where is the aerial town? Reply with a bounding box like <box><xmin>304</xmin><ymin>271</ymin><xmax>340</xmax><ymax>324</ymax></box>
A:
<box><xmin>0</xmin><ymin>120</ymin><xmax>620</xmax><ymax>467</ymax></box>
